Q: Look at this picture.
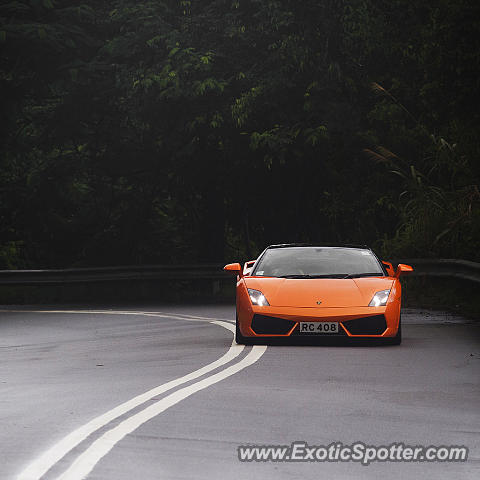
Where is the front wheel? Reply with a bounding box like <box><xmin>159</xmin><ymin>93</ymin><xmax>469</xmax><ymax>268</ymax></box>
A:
<box><xmin>386</xmin><ymin>316</ymin><xmax>402</xmax><ymax>345</ymax></box>
<box><xmin>235</xmin><ymin>313</ymin><xmax>253</xmax><ymax>345</ymax></box>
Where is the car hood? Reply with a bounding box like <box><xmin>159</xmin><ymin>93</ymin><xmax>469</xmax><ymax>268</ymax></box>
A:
<box><xmin>243</xmin><ymin>276</ymin><xmax>394</xmax><ymax>308</ymax></box>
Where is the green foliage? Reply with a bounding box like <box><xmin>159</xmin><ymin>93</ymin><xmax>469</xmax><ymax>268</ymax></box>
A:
<box><xmin>0</xmin><ymin>0</ymin><xmax>478</xmax><ymax>268</ymax></box>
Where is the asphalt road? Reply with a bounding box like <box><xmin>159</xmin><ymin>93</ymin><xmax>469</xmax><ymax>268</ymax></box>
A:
<box><xmin>0</xmin><ymin>305</ymin><xmax>479</xmax><ymax>480</ymax></box>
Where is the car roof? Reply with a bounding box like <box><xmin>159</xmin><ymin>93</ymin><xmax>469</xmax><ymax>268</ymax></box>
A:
<box><xmin>266</xmin><ymin>243</ymin><xmax>371</xmax><ymax>250</ymax></box>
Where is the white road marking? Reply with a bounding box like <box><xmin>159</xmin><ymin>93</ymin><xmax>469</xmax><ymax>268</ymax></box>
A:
<box><xmin>143</xmin><ymin>311</ymin><xmax>236</xmax><ymax>323</ymax></box>
<box><xmin>57</xmin><ymin>345</ymin><xmax>267</xmax><ymax>480</ymax></box>
<box><xmin>0</xmin><ymin>309</ymin><xmax>235</xmax><ymax>323</ymax></box>
<box><xmin>15</xmin><ymin>310</ymin><xmax>253</xmax><ymax>480</ymax></box>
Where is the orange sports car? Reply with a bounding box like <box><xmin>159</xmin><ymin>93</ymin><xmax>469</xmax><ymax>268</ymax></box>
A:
<box><xmin>224</xmin><ymin>244</ymin><xmax>412</xmax><ymax>345</ymax></box>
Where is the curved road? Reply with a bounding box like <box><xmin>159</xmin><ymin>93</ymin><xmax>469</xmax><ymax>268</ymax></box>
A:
<box><xmin>0</xmin><ymin>305</ymin><xmax>479</xmax><ymax>479</ymax></box>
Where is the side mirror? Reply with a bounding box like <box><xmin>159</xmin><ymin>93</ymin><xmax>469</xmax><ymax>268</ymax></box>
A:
<box><xmin>223</xmin><ymin>263</ymin><xmax>243</xmax><ymax>277</ymax></box>
<box><xmin>395</xmin><ymin>263</ymin><xmax>413</xmax><ymax>278</ymax></box>
<box><xmin>382</xmin><ymin>261</ymin><xmax>395</xmax><ymax>277</ymax></box>
<box><xmin>243</xmin><ymin>260</ymin><xmax>256</xmax><ymax>276</ymax></box>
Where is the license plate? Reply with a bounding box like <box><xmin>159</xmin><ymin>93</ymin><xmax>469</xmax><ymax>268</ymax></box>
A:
<box><xmin>299</xmin><ymin>322</ymin><xmax>339</xmax><ymax>334</ymax></box>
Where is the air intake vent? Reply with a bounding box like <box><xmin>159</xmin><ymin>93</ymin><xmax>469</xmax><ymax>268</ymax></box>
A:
<box><xmin>251</xmin><ymin>315</ymin><xmax>296</xmax><ymax>334</ymax></box>
<box><xmin>342</xmin><ymin>315</ymin><xmax>387</xmax><ymax>335</ymax></box>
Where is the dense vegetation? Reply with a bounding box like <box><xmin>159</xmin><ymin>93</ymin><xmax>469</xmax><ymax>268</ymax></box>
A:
<box><xmin>1</xmin><ymin>0</ymin><xmax>479</xmax><ymax>268</ymax></box>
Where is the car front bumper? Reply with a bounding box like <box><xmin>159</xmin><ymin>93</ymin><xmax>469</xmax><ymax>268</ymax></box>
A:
<box><xmin>237</xmin><ymin>305</ymin><xmax>400</xmax><ymax>338</ymax></box>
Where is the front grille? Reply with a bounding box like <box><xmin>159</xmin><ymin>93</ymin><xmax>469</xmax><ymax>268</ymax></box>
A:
<box><xmin>251</xmin><ymin>314</ymin><xmax>296</xmax><ymax>335</ymax></box>
<box><xmin>342</xmin><ymin>315</ymin><xmax>387</xmax><ymax>335</ymax></box>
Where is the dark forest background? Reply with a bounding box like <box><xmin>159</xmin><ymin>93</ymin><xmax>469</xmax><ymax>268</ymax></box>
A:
<box><xmin>1</xmin><ymin>0</ymin><xmax>479</xmax><ymax>269</ymax></box>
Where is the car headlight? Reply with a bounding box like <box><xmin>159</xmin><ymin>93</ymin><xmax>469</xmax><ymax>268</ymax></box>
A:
<box><xmin>248</xmin><ymin>288</ymin><xmax>270</xmax><ymax>306</ymax></box>
<box><xmin>369</xmin><ymin>289</ymin><xmax>391</xmax><ymax>307</ymax></box>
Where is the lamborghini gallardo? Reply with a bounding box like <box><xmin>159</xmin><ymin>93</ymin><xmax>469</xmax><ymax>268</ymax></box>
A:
<box><xmin>224</xmin><ymin>244</ymin><xmax>413</xmax><ymax>345</ymax></box>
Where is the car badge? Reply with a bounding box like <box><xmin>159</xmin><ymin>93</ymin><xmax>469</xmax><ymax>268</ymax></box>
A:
<box><xmin>316</xmin><ymin>301</ymin><xmax>322</xmax><ymax>305</ymax></box>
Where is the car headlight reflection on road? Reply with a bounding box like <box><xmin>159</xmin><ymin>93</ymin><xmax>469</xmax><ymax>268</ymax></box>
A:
<box><xmin>368</xmin><ymin>289</ymin><xmax>391</xmax><ymax>307</ymax></box>
<box><xmin>248</xmin><ymin>289</ymin><xmax>270</xmax><ymax>306</ymax></box>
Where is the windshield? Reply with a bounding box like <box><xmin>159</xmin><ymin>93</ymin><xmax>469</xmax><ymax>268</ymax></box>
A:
<box><xmin>252</xmin><ymin>247</ymin><xmax>384</xmax><ymax>278</ymax></box>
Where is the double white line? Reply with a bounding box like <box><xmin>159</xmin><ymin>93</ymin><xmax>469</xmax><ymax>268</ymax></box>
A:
<box><xmin>15</xmin><ymin>310</ymin><xmax>267</xmax><ymax>480</ymax></box>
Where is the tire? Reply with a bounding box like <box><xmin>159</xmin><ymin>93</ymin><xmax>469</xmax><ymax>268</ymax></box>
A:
<box><xmin>235</xmin><ymin>313</ymin><xmax>253</xmax><ymax>345</ymax></box>
<box><xmin>387</xmin><ymin>316</ymin><xmax>402</xmax><ymax>345</ymax></box>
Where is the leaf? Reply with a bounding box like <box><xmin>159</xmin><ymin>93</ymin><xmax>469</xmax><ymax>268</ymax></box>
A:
<box><xmin>371</xmin><ymin>82</ymin><xmax>388</xmax><ymax>96</ymax></box>
<box><xmin>376</xmin><ymin>146</ymin><xmax>399</xmax><ymax>161</ymax></box>
<box><xmin>363</xmin><ymin>148</ymin><xmax>388</xmax><ymax>163</ymax></box>
<box><xmin>146</xmin><ymin>36</ymin><xmax>163</xmax><ymax>47</ymax></box>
